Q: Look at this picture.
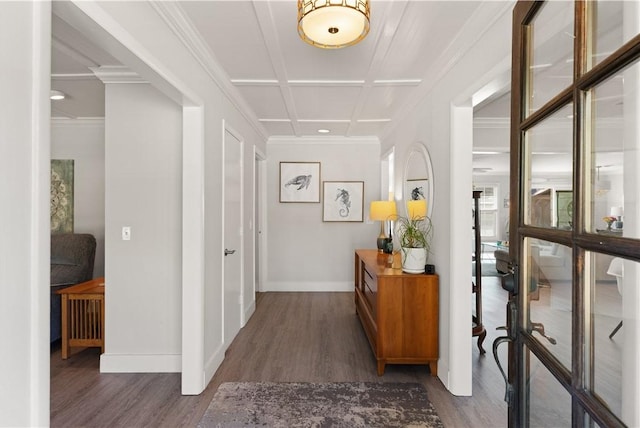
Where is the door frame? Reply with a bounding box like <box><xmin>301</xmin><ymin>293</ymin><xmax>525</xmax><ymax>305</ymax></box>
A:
<box><xmin>53</xmin><ymin>1</ymin><xmax>208</xmax><ymax>395</ymax></box>
<box><xmin>508</xmin><ymin>2</ymin><xmax>640</xmax><ymax>426</ymax></box>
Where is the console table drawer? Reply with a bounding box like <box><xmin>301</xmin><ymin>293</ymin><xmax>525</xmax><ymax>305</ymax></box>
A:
<box><xmin>362</xmin><ymin>266</ymin><xmax>377</xmax><ymax>315</ymax></box>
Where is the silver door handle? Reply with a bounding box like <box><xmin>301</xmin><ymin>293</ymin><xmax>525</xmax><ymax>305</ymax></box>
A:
<box><xmin>224</xmin><ymin>249</ymin><xmax>236</xmax><ymax>256</ymax></box>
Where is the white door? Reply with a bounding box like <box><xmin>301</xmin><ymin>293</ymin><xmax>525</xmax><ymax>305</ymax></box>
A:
<box><xmin>254</xmin><ymin>151</ymin><xmax>267</xmax><ymax>292</ymax></box>
<box><xmin>223</xmin><ymin>125</ymin><xmax>243</xmax><ymax>347</ymax></box>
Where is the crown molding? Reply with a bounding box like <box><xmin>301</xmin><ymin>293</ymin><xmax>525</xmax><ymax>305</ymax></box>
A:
<box><xmin>52</xmin><ymin>73</ymin><xmax>98</xmax><ymax>81</ymax></box>
<box><xmin>383</xmin><ymin>1</ymin><xmax>516</xmax><ymax>141</ymax></box>
<box><xmin>52</xmin><ymin>36</ymin><xmax>99</xmax><ymax>69</ymax></box>
<box><xmin>268</xmin><ymin>135</ymin><xmax>380</xmax><ymax>145</ymax></box>
<box><xmin>51</xmin><ymin>117</ymin><xmax>105</xmax><ymax>127</ymax></box>
<box><xmin>90</xmin><ymin>65</ymin><xmax>147</xmax><ymax>84</ymax></box>
<box><xmin>473</xmin><ymin>117</ymin><xmax>510</xmax><ymax>129</ymax></box>
<box><xmin>150</xmin><ymin>1</ymin><xmax>269</xmax><ymax>141</ymax></box>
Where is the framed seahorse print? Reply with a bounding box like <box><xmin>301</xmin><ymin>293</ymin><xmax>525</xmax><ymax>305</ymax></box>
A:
<box><xmin>279</xmin><ymin>161</ymin><xmax>321</xmax><ymax>203</ymax></box>
<box><xmin>322</xmin><ymin>181</ymin><xmax>364</xmax><ymax>222</ymax></box>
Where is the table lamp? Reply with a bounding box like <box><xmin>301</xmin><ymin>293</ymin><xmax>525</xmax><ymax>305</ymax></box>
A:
<box><xmin>407</xmin><ymin>199</ymin><xmax>427</xmax><ymax>220</ymax></box>
<box><xmin>610</xmin><ymin>206</ymin><xmax>623</xmax><ymax>229</ymax></box>
<box><xmin>370</xmin><ymin>200</ymin><xmax>397</xmax><ymax>253</ymax></box>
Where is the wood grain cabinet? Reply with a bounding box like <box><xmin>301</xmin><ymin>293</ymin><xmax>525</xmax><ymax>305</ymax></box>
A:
<box><xmin>354</xmin><ymin>249</ymin><xmax>439</xmax><ymax>376</ymax></box>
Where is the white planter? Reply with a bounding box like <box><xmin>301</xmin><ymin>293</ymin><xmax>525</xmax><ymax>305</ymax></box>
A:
<box><xmin>401</xmin><ymin>247</ymin><xmax>427</xmax><ymax>274</ymax></box>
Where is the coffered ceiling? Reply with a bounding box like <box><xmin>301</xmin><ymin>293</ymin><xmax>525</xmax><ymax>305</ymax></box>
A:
<box><xmin>51</xmin><ymin>1</ymin><xmax>627</xmax><ymax>178</ymax></box>
<box><xmin>51</xmin><ymin>0</ymin><xmax>499</xmax><ymax>139</ymax></box>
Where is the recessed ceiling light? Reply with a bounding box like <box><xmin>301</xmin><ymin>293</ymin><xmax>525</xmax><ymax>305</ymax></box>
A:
<box><xmin>50</xmin><ymin>90</ymin><xmax>66</xmax><ymax>100</ymax></box>
<box><xmin>318</xmin><ymin>129</ymin><xmax>330</xmax><ymax>134</ymax></box>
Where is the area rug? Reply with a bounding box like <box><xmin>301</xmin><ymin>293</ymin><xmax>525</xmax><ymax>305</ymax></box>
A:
<box><xmin>198</xmin><ymin>381</ymin><xmax>444</xmax><ymax>427</ymax></box>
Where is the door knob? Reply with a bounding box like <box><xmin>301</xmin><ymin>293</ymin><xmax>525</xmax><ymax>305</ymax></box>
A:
<box><xmin>224</xmin><ymin>248</ymin><xmax>236</xmax><ymax>256</ymax></box>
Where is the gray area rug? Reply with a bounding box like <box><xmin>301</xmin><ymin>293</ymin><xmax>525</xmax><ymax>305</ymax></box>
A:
<box><xmin>198</xmin><ymin>381</ymin><xmax>444</xmax><ymax>427</ymax></box>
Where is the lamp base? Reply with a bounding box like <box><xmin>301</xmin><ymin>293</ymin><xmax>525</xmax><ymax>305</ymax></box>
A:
<box><xmin>377</xmin><ymin>237</ymin><xmax>393</xmax><ymax>254</ymax></box>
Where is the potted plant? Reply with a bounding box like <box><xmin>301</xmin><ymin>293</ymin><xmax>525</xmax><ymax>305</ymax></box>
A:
<box><xmin>395</xmin><ymin>215</ymin><xmax>433</xmax><ymax>273</ymax></box>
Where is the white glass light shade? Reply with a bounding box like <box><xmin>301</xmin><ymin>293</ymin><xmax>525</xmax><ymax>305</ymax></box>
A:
<box><xmin>298</xmin><ymin>0</ymin><xmax>370</xmax><ymax>49</ymax></box>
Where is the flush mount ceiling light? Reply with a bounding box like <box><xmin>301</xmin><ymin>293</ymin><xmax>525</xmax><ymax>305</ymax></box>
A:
<box><xmin>50</xmin><ymin>90</ymin><xmax>66</xmax><ymax>100</ymax></box>
<box><xmin>298</xmin><ymin>0</ymin><xmax>370</xmax><ymax>49</ymax></box>
<box><xmin>317</xmin><ymin>129</ymin><xmax>330</xmax><ymax>134</ymax></box>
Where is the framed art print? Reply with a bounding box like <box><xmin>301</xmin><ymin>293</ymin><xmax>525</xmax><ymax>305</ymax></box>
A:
<box><xmin>279</xmin><ymin>162</ymin><xmax>321</xmax><ymax>203</ymax></box>
<box><xmin>323</xmin><ymin>181</ymin><xmax>364</xmax><ymax>222</ymax></box>
<box><xmin>405</xmin><ymin>178</ymin><xmax>429</xmax><ymax>201</ymax></box>
<box><xmin>556</xmin><ymin>190</ymin><xmax>573</xmax><ymax>230</ymax></box>
<box><xmin>50</xmin><ymin>159</ymin><xmax>74</xmax><ymax>233</ymax></box>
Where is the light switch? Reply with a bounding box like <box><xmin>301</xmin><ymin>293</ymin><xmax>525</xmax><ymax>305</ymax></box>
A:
<box><xmin>122</xmin><ymin>226</ymin><xmax>131</xmax><ymax>241</ymax></box>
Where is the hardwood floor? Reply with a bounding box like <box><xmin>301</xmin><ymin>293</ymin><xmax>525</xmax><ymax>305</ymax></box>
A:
<box><xmin>51</xmin><ymin>279</ymin><xmax>509</xmax><ymax>427</ymax></box>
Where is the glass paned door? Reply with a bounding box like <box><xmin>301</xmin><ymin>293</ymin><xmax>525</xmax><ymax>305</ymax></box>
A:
<box><xmin>506</xmin><ymin>1</ymin><xmax>640</xmax><ymax>427</ymax></box>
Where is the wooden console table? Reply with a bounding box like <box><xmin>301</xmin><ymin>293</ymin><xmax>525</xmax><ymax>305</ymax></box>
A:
<box><xmin>354</xmin><ymin>249</ymin><xmax>439</xmax><ymax>376</ymax></box>
<box><xmin>57</xmin><ymin>277</ymin><xmax>105</xmax><ymax>359</ymax></box>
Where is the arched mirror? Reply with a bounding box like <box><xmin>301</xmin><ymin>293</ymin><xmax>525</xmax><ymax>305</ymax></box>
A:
<box><xmin>402</xmin><ymin>143</ymin><xmax>434</xmax><ymax>219</ymax></box>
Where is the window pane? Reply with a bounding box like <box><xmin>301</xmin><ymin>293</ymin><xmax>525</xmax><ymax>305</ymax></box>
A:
<box><xmin>480</xmin><ymin>211</ymin><xmax>497</xmax><ymax>237</ymax></box>
<box><xmin>528</xmin><ymin>1</ymin><xmax>574</xmax><ymax>116</ymax></box>
<box><xmin>588</xmin><ymin>1</ymin><xmax>640</xmax><ymax>70</ymax></box>
<box><xmin>585</xmin><ymin>59</ymin><xmax>640</xmax><ymax>239</ymax></box>
<box><xmin>525</xmin><ymin>345</ymin><xmax>572</xmax><ymax>427</ymax></box>
<box><xmin>525</xmin><ymin>238</ymin><xmax>572</xmax><ymax>370</ymax></box>
<box><xmin>588</xmin><ymin>253</ymin><xmax>639</xmax><ymax>424</ymax></box>
<box><xmin>525</xmin><ymin>104</ymin><xmax>574</xmax><ymax>228</ymax></box>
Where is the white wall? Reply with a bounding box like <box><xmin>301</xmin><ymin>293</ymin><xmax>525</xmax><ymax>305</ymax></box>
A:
<box><xmin>0</xmin><ymin>2</ymin><xmax>50</xmax><ymax>425</ymax></box>
<box><xmin>57</xmin><ymin>0</ymin><xmax>267</xmax><ymax>390</ymax></box>
<box><xmin>266</xmin><ymin>138</ymin><xmax>380</xmax><ymax>291</ymax></box>
<box><xmin>382</xmin><ymin>2</ymin><xmax>514</xmax><ymax>395</ymax></box>
<box><xmin>100</xmin><ymin>83</ymin><xmax>183</xmax><ymax>372</ymax></box>
<box><xmin>51</xmin><ymin>119</ymin><xmax>106</xmax><ymax>277</ymax></box>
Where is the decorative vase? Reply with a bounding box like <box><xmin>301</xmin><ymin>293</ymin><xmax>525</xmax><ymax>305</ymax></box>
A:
<box><xmin>401</xmin><ymin>247</ymin><xmax>427</xmax><ymax>274</ymax></box>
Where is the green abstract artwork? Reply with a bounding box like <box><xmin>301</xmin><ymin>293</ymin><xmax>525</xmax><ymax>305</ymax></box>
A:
<box><xmin>51</xmin><ymin>159</ymin><xmax>74</xmax><ymax>234</ymax></box>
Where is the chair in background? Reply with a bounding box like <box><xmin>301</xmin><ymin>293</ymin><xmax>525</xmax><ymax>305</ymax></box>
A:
<box><xmin>607</xmin><ymin>257</ymin><xmax>624</xmax><ymax>339</ymax></box>
<box><xmin>495</xmin><ymin>249</ymin><xmax>510</xmax><ymax>274</ymax></box>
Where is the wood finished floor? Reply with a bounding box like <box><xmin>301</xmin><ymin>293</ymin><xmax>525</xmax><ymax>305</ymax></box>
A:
<box><xmin>51</xmin><ymin>278</ymin><xmax>509</xmax><ymax>427</ymax></box>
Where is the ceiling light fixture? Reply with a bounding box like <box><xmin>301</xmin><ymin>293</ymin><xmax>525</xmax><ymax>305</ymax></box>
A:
<box><xmin>50</xmin><ymin>90</ymin><xmax>66</xmax><ymax>100</ymax></box>
<box><xmin>298</xmin><ymin>0</ymin><xmax>370</xmax><ymax>49</ymax></box>
<box><xmin>318</xmin><ymin>129</ymin><xmax>330</xmax><ymax>134</ymax></box>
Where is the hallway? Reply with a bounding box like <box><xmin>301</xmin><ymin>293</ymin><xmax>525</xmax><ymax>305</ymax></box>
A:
<box><xmin>51</xmin><ymin>283</ymin><xmax>509</xmax><ymax>427</ymax></box>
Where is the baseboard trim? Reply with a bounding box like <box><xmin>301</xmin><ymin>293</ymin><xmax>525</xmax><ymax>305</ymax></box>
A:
<box><xmin>264</xmin><ymin>281</ymin><xmax>353</xmax><ymax>292</ymax></box>
<box><xmin>204</xmin><ymin>342</ymin><xmax>225</xmax><ymax>386</ymax></box>
<box><xmin>437</xmin><ymin>359</ymin><xmax>449</xmax><ymax>392</ymax></box>
<box><xmin>243</xmin><ymin>299</ymin><xmax>256</xmax><ymax>327</ymax></box>
<box><xmin>100</xmin><ymin>353</ymin><xmax>181</xmax><ymax>373</ymax></box>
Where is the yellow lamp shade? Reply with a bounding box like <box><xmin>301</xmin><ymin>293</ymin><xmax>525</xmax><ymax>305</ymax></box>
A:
<box><xmin>407</xmin><ymin>200</ymin><xmax>427</xmax><ymax>220</ymax></box>
<box><xmin>369</xmin><ymin>200</ymin><xmax>397</xmax><ymax>221</ymax></box>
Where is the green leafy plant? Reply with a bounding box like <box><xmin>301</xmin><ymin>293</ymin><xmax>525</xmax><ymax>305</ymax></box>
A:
<box><xmin>396</xmin><ymin>215</ymin><xmax>433</xmax><ymax>253</ymax></box>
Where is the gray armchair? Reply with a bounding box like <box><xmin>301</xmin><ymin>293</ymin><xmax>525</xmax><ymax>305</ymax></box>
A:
<box><xmin>50</xmin><ymin>233</ymin><xmax>97</xmax><ymax>342</ymax></box>
<box><xmin>495</xmin><ymin>249</ymin><xmax>510</xmax><ymax>274</ymax></box>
